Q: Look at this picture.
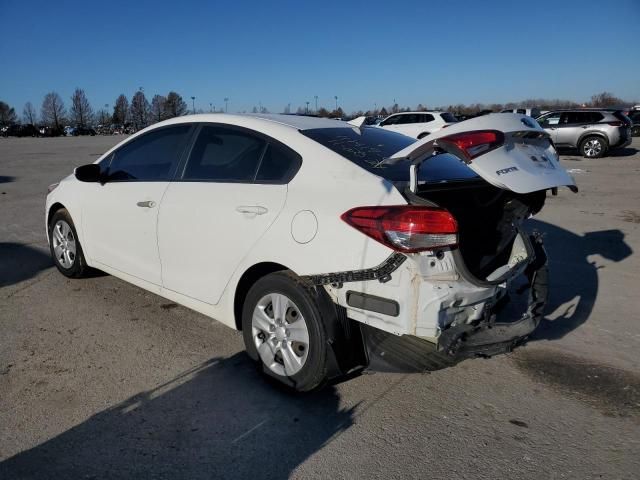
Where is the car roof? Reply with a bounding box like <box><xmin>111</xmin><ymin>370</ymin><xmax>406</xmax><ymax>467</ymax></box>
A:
<box><xmin>544</xmin><ymin>108</ymin><xmax>620</xmax><ymax>113</ymax></box>
<box><xmin>389</xmin><ymin>111</ymin><xmax>447</xmax><ymax>115</ymax></box>
<box><xmin>157</xmin><ymin>113</ymin><xmax>350</xmax><ymax>131</ymax></box>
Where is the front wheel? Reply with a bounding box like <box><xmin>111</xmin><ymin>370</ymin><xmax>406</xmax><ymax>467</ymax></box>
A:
<box><xmin>242</xmin><ymin>272</ymin><xmax>331</xmax><ymax>391</ymax></box>
<box><xmin>579</xmin><ymin>135</ymin><xmax>607</xmax><ymax>158</ymax></box>
<box><xmin>48</xmin><ymin>208</ymin><xmax>89</xmax><ymax>278</ymax></box>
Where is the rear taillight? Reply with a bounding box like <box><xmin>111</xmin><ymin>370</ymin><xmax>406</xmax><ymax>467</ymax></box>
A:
<box><xmin>341</xmin><ymin>206</ymin><xmax>458</xmax><ymax>253</ymax></box>
<box><xmin>607</xmin><ymin>121</ymin><xmax>624</xmax><ymax>127</ymax></box>
<box><xmin>437</xmin><ymin>130</ymin><xmax>504</xmax><ymax>161</ymax></box>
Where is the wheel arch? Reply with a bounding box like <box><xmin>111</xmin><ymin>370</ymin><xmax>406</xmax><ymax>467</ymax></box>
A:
<box><xmin>577</xmin><ymin>131</ymin><xmax>608</xmax><ymax>148</ymax></box>
<box><xmin>47</xmin><ymin>202</ymin><xmax>67</xmax><ymax>227</ymax></box>
<box><xmin>233</xmin><ymin>261</ymin><xmax>289</xmax><ymax>330</ymax></box>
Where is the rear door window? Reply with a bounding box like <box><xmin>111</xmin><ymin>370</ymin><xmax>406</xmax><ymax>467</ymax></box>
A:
<box><xmin>107</xmin><ymin>125</ymin><xmax>192</xmax><ymax>181</ymax></box>
<box><xmin>182</xmin><ymin>125</ymin><xmax>266</xmax><ymax>182</ymax></box>
<box><xmin>255</xmin><ymin>142</ymin><xmax>302</xmax><ymax>183</ymax></box>
<box><xmin>561</xmin><ymin>112</ymin><xmax>588</xmax><ymax>125</ymax></box>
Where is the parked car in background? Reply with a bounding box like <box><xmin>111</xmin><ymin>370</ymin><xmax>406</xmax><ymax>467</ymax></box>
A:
<box><xmin>73</xmin><ymin>126</ymin><xmax>97</xmax><ymax>136</ymax></box>
<box><xmin>46</xmin><ymin>113</ymin><xmax>575</xmax><ymax>391</ymax></box>
<box><xmin>39</xmin><ymin>126</ymin><xmax>65</xmax><ymax>137</ymax></box>
<box><xmin>500</xmin><ymin>108</ymin><xmax>541</xmax><ymax>118</ymax></box>
<box><xmin>536</xmin><ymin>109</ymin><xmax>632</xmax><ymax>158</ymax></box>
<box><xmin>1</xmin><ymin>124</ymin><xmax>39</xmax><ymax>137</ymax></box>
<box><xmin>378</xmin><ymin>111</ymin><xmax>457</xmax><ymax>138</ymax></box>
<box><xmin>627</xmin><ymin>110</ymin><xmax>640</xmax><ymax>136</ymax></box>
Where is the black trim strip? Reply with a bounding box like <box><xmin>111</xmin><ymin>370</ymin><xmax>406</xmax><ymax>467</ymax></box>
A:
<box><xmin>346</xmin><ymin>291</ymin><xmax>400</xmax><ymax>317</ymax></box>
<box><xmin>304</xmin><ymin>253</ymin><xmax>406</xmax><ymax>286</ymax></box>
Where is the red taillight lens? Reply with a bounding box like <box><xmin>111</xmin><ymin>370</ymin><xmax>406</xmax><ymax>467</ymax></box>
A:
<box><xmin>438</xmin><ymin>130</ymin><xmax>504</xmax><ymax>161</ymax></box>
<box><xmin>607</xmin><ymin>121</ymin><xmax>623</xmax><ymax>127</ymax></box>
<box><xmin>341</xmin><ymin>206</ymin><xmax>458</xmax><ymax>253</ymax></box>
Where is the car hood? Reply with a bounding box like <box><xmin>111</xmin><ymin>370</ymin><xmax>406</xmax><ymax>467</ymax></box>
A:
<box><xmin>386</xmin><ymin>113</ymin><xmax>577</xmax><ymax>194</ymax></box>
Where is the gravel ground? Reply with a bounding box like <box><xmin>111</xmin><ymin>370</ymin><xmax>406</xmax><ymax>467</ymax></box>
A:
<box><xmin>1</xmin><ymin>135</ymin><xmax>639</xmax><ymax>479</ymax></box>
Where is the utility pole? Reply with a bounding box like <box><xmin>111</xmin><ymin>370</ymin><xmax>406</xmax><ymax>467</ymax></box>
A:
<box><xmin>224</xmin><ymin>97</ymin><xmax>229</xmax><ymax>113</ymax></box>
<box><xmin>191</xmin><ymin>96</ymin><xmax>196</xmax><ymax>114</ymax></box>
<box><xmin>209</xmin><ymin>102</ymin><xmax>213</xmax><ymax>113</ymax></box>
<box><xmin>334</xmin><ymin>95</ymin><xmax>338</xmax><ymax>111</ymax></box>
<box><xmin>305</xmin><ymin>101</ymin><xmax>310</xmax><ymax>114</ymax></box>
<box><xmin>314</xmin><ymin>95</ymin><xmax>318</xmax><ymax>112</ymax></box>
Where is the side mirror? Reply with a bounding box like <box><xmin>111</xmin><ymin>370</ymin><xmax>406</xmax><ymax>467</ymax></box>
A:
<box><xmin>74</xmin><ymin>163</ymin><xmax>102</xmax><ymax>183</ymax></box>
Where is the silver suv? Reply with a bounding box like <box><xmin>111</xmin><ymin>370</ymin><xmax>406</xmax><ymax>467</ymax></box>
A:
<box><xmin>536</xmin><ymin>109</ymin><xmax>632</xmax><ymax>158</ymax></box>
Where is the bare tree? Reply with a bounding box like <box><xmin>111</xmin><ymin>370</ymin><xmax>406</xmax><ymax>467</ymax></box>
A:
<box><xmin>41</xmin><ymin>92</ymin><xmax>65</xmax><ymax>129</ymax></box>
<box><xmin>0</xmin><ymin>101</ymin><xmax>18</xmax><ymax>126</ymax></box>
<box><xmin>589</xmin><ymin>91</ymin><xmax>624</xmax><ymax>108</ymax></box>
<box><xmin>70</xmin><ymin>88</ymin><xmax>94</xmax><ymax>127</ymax></box>
<box><xmin>130</xmin><ymin>91</ymin><xmax>150</xmax><ymax>130</ymax></box>
<box><xmin>164</xmin><ymin>91</ymin><xmax>187</xmax><ymax>118</ymax></box>
<box><xmin>23</xmin><ymin>101</ymin><xmax>37</xmax><ymax>125</ymax></box>
<box><xmin>112</xmin><ymin>94</ymin><xmax>129</xmax><ymax>125</ymax></box>
<box><xmin>150</xmin><ymin>94</ymin><xmax>167</xmax><ymax>123</ymax></box>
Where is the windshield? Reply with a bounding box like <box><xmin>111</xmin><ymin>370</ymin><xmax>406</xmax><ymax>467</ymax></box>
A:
<box><xmin>301</xmin><ymin>127</ymin><xmax>478</xmax><ymax>183</ymax></box>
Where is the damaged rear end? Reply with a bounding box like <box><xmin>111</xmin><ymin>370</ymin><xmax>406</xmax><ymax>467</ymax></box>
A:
<box><xmin>381</xmin><ymin>114</ymin><xmax>576</xmax><ymax>357</ymax></box>
<box><xmin>303</xmin><ymin>114</ymin><xmax>576</xmax><ymax>368</ymax></box>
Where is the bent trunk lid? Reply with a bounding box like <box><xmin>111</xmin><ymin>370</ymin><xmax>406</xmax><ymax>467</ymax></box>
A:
<box><xmin>388</xmin><ymin>113</ymin><xmax>577</xmax><ymax>194</ymax></box>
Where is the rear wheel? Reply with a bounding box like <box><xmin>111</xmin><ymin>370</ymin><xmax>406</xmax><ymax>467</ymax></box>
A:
<box><xmin>48</xmin><ymin>208</ymin><xmax>89</xmax><ymax>278</ymax></box>
<box><xmin>242</xmin><ymin>271</ymin><xmax>331</xmax><ymax>391</ymax></box>
<box><xmin>579</xmin><ymin>136</ymin><xmax>607</xmax><ymax>158</ymax></box>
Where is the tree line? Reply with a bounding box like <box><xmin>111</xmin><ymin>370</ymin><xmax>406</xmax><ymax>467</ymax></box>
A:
<box><xmin>0</xmin><ymin>89</ymin><xmax>189</xmax><ymax>131</ymax></box>
<box><xmin>1</xmin><ymin>90</ymin><xmax>636</xmax><ymax>129</ymax></box>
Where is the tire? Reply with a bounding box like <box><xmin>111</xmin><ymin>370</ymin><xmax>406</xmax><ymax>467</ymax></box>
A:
<box><xmin>48</xmin><ymin>208</ymin><xmax>89</xmax><ymax>278</ymax></box>
<box><xmin>631</xmin><ymin>126</ymin><xmax>640</xmax><ymax>137</ymax></box>
<box><xmin>417</xmin><ymin>132</ymin><xmax>430</xmax><ymax>139</ymax></box>
<box><xmin>242</xmin><ymin>271</ymin><xmax>333</xmax><ymax>391</ymax></box>
<box><xmin>579</xmin><ymin>135</ymin><xmax>608</xmax><ymax>158</ymax></box>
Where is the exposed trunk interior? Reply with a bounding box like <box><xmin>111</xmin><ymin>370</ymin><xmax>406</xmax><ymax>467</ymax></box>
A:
<box><xmin>407</xmin><ymin>180</ymin><xmax>546</xmax><ymax>281</ymax></box>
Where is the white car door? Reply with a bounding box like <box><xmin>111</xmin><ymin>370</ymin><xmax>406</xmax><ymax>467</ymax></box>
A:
<box><xmin>82</xmin><ymin>124</ymin><xmax>194</xmax><ymax>285</ymax></box>
<box><xmin>158</xmin><ymin>124</ymin><xmax>296</xmax><ymax>305</ymax></box>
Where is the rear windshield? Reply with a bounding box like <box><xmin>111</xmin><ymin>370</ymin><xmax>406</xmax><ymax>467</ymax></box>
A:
<box><xmin>301</xmin><ymin>127</ymin><xmax>478</xmax><ymax>183</ymax></box>
<box><xmin>440</xmin><ymin>112</ymin><xmax>458</xmax><ymax>123</ymax></box>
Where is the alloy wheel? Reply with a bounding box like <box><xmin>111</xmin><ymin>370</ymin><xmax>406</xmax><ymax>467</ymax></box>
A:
<box><xmin>583</xmin><ymin>139</ymin><xmax>602</xmax><ymax>157</ymax></box>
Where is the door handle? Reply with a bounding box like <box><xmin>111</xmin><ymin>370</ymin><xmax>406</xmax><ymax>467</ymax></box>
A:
<box><xmin>236</xmin><ymin>205</ymin><xmax>268</xmax><ymax>216</ymax></box>
<box><xmin>136</xmin><ymin>200</ymin><xmax>156</xmax><ymax>208</ymax></box>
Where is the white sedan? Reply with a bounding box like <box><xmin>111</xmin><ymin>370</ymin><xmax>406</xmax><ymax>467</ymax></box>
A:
<box><xmin>46</xmin><ymin>113</ymin><xmax>576</xmax><ymax>391</ymax></box>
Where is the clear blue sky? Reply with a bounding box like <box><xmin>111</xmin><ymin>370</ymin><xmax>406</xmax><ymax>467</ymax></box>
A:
<box><xmin>1</xmin><ymin>0</ymin><xmax>639</xmax><ymax>114</ymax></box>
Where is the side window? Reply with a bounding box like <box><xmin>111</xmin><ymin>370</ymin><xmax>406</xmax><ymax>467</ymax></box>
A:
<box><xmin>422</xmin><ymin>114</ymin><xmax>435</xmax><ymax>123</ymax></box>
<box><xmin>538</xmin><ymin>112</ymin><xmax>561</xmax><ymax>127</ymax></box>
<box><xmin>588</xmin><ymin>112</ymin><xmax>604</xmax><ymax>123</ymax></box>
<box><xmin>395</xmin><ymin>115</ymin><xmax>410</xmax><ymax>124</ymax></box>
<box><xmin>562</xmin><ymin>112</ymin><xmax>588</xmax><ymax>124</ymax></box>
<box><xmin>516</xmin><ymin>109</ymin><xmax>526</xmax><ymax>114</ymax></box>
<box><xmin>107</xmin><ymin>125</ymin><xmax>192</xmax><ymax>181</ymax></box>
<box><xmin>255</xmin><ymin>142</ymin><xmax>302</xmax><ymax>183</ymax></box>
<box><xmin>380</xmin><ymin>115</ymin><xmax>398</xmax><ymax>126</ymax></box>
<box><xmin>183</xmin><ymin>125</ymin><xmax>266</xmax><ymax>182</ymax></box>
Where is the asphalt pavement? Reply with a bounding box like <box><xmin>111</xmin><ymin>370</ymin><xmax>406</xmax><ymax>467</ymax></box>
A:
<box><xmin>1</xmin><ymin>135</ymin><xmax>639</xmax><ymax>479</ymax></box>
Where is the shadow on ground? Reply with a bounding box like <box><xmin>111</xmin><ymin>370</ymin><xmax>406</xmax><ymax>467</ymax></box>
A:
<box><xmin>0</xmin><ymin>354</ymin><xmax>354</xmax><ymax>479</ymax></box>
<box><xmin>607</xmin><ymin>147</ymin><xmax>638</xmax><ymax>157</ymax></box>
<box><xmin>528</xmin><ymin>220</ymin><xmax>632</xmax><ymax>342</ymax></box>
<box><xmin>0</xmin><ymin>242</ymin><xmax>53</xmax><ymax>287</ymax></box>
<box><xmin>0</xmin><ymin>175</ymin><xmax>15</xmax><ymax>184</ymax></box>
